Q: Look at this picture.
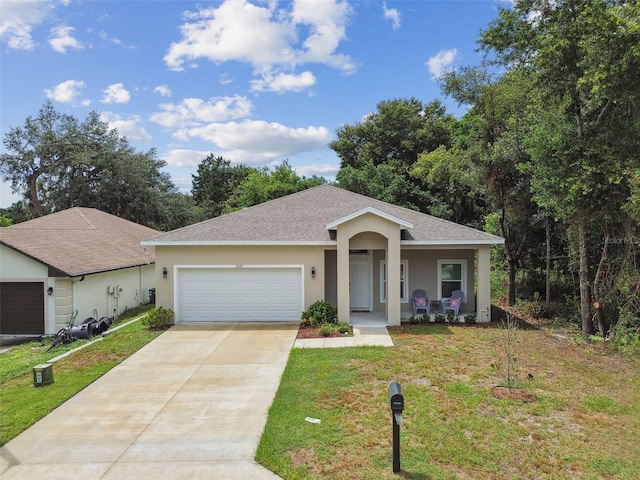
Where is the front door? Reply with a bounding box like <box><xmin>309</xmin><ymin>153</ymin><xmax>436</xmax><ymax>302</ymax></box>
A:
<box><xmin>349</xmin><ymin>254</ymin><xmax>372</xmax><ymax>311</ymax></box>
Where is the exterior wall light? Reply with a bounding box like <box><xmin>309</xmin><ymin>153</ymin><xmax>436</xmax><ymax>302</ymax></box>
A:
<box><xmin>47</xmin><ymin>286</ymin><xmax>54</xmax><ymax>295</ymax></box>
<box><xmin>311</xmin><ymin>266</ymin><xmax>316</xmax><ymax>278</ymax></box>
<box><xmin>163</xmin><ymin>267</ymin><xmax>168</xmax><ymax>279</ymax></box>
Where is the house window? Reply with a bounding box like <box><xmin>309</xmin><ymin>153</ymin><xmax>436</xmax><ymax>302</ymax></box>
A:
<box><xmin>438</xmin><ymin>259</ymin><xmax>467</xmax><ymax>299</ymax></box>
<box><xmin>380</xmin><ymin>260</ymin><xmax>408</xmax><ymax>303</ymax></box>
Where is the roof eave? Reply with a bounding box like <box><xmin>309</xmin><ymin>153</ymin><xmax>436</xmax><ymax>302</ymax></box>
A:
<box><xmin>326</xmin><ymin>207</ymin><xmax>413</xmax><ymax>230</ymax></box>
<box><xmin>402</xmin><ymin>239</ymin><xmax>505</xmax><ymax>246</ymax></box>
<box><xmin>142</xmin><ymin>240</ymin><xmax>336</xmax><ymax>246</ymax></box>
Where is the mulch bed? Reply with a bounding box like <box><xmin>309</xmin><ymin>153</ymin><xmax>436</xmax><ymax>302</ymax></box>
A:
<box><xmin>296</xmin><ymin>324</ymin><xmax>353</xmax><ymax>339</ymax></box>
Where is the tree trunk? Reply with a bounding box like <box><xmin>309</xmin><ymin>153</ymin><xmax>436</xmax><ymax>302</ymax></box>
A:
<box><xmin>26</xmin><ymin>173</ymin><xmax>43</xmax><ymax>217</ymax></box>
<box><xmin>498</xmin><ymin>196</ymin><xmax>517</xmax><ymax>306</ymax></box>
<box><xmin>578</xmin><ymin>224</ymin><xmax>594</xmax><ymax>339</ymax></box>
<box><xmin>545</xmin><ymin>217</ymin><xmax>551</xmax><ymax>309</ymax></box>
<box><xmin>592</xmin><ymin>234</ymin><xmax>610</xmax><ymax>337</ymax></box>
<box><xmin>508</xmin><ymin>260</ymin><xmax>517</xmax><ymax>307</ymax></box>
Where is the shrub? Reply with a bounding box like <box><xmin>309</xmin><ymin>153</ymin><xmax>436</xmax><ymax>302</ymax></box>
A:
<box><xmin>445</xmin><ymin>310</ymin><xmax>456</xmax><ymax>323</ymax></box>
<box><xmin>336</xmin><ymin>323</ymin><xmax>350</xmax><ymax>334</ymax></box>
<box><xmin>319</xmin><ymin>323</ymin><xmax>334</xmax><ymax>337</ymax></box>
<box><xmin>141</xmin><ymin>306</ymin><xmax>174</xmax><ymax>329</ymax></box>
<box><xmin>516</xmin><ymin>292</ymin><xmax>546</xmax><ymax>319</ymax></box>
<box><xmin>434</xmin><ymin>314</ymin><xmax>446</xmax><ymax>324</ymax></box>
<box><xmin>464</xmin><ymin>314</ymin><xmax>477</xmax><ymax>324</ymax></box>
<box><xmin>610</xmin><ymin>308</ymin><xmax>640</xmax><ymax>356</ymax></box>
<box><xmin>301</xmin><ymin>301</ymin><xmax>338</xmax><ymax>327</ymax></box>
<box><xmin>408</xmin><ymin>315</ymin><xmax>420</xmax><ymax>324</ymax></box>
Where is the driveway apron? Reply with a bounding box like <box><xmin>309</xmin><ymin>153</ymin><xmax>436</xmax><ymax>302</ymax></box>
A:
<box><xmin>0</xmin><ymin>322</ymin><xmax>298</xmax><ymax>480</ymax></box>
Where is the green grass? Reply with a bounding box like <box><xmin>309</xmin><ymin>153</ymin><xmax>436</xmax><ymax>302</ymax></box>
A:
<box><xmin>0</xmin><ymin>306</ymin><xmax>160</xmax><ymax>446</ymax></box>
<box><xmin>257</xmin><ymin>324</ymin><xmax>640</xmax><ymax>479</ymax></box>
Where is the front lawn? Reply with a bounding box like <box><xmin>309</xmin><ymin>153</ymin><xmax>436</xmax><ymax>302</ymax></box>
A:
<box><xmin>0</xmin><ymin>306</ymin><xmax>160</xmax><ymax>446</ymax></box>
<box><xmin>257</xmin><ymin>324</ymin><xmax>640</xmax><ymax>479</ymax></box>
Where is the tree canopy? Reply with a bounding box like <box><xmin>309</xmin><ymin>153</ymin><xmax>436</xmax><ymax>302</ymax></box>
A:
<box><xmin>0</xmin><ymin>101</ymin><xmax>183</xmax><ymax>230</ymax></box>
<box><xmin>480</xmin><ymin>0</ymin><xmax>640</xmax><ymax>338</ymax></box>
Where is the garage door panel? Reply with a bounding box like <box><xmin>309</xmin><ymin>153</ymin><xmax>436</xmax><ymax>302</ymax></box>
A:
<box><xmin>178</xmin><ymin>268</ymin><xmax>302</xmax><ymax>322</ymax></box>
<box><xmin>0</xmin><ymin>282</ymin><xmax>45</xmax><ymax>334</ymax></box>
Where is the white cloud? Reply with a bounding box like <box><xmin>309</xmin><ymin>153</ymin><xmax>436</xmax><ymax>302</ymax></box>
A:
<box><xmin>426</xmin><ymin>48</ymin><xmax>458</xmax><ymax>79</ymax></box>
<box><xmin>0</xmin><ymin>0</ymin><xmax>54</xmax><ymax>50</ymax></box>
<box><xmin>289</xmin><ymin>0</ymin><xmax>355</xmax><ymax>71</ymax></box>
<box><xmin>163</xmin><ymin>149</ymin><xmax>213</xmax><ymax>168</ymax></box>
<box><xmin>219</xmin><ymin>73</ymin><xmax>233</xmax><ymax>85</ymax></box>
<box><xmin>99</xmin><ymin>31</ymin><xmax>135</xmax><ymax>49</ymax></box>
<box><xmin>164</xmin><ymin>0</ymin><xmax>354</xmax><ymax>92</ymax></box>
<box><xmin>101</xmin><ymin>83</ymin><xmax>131</xmax><ymax>104</ymax></box>
<box><xmin>44</xmin><ymin>79</ymin><xmax>85</xmax><ymax>103</ymax></box>
<box><xmin>383</xmin><ymin>2</ymin><xmax>401</xmax><ymax>30</ymax></box>
<box><xmin>49</xmin><ymin>25</ymin><xmax>83</xmax><ymax>53</ymax></box>
<box><xmin>295</xmin><ymin>163</ymin><xmax>338</xmax><ymax>179</ymax></box>
<box><xmin>250</xmin><ymin>71</ymin><xmax>316</xmax><ymax>93</ymax></box>
<box><xmin>154</xmin><ymin>85</ymin><xmax>172</xmax><ymax>97</ymax></box>
<box><xmin>174</xmin><ymin>120</ymin><xmax>331</xmax><ymax>165</ymax></box>
<box><xmin>100</xmin><ymin>112</ymin><xmax>152</xmax><ymax>142</ymax></box>
<box><xmin>150</xmin><ymin>95</ymin><xmax>254</xmax><ymax>128</ymax></box>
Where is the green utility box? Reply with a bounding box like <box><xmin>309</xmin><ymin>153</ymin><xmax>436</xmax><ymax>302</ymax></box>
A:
<box><xmin>33</xmin><ymin>363</ymin><xmax>54</xmax><ymax>387</ymax></box>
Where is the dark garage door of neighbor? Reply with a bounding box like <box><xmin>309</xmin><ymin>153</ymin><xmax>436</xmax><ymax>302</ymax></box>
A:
<box><xmin>0</xmin><ymin>282</ymin><xmax>45</xmax><ymax>335</ymax></box>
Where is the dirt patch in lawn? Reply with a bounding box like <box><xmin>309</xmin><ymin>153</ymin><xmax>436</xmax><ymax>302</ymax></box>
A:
<box><xmin>491</xmin><ymin>386</ymin><xmax>537</xmax><ymax>402</ymax></box>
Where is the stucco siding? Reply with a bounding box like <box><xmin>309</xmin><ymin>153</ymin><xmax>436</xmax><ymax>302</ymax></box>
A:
<box><xmin>71</xmin><ymin>265</ymin><xmax>155</xmax><ymax>324</ymax></box>
<box><xmin>0</xmin><ymin>244</ymin><xmax>48</xmax><ymax>279</ymax></box>
<box><xmin>324</xmin><ymin>250</ymin><xmax>337</xmax><ymax>307</ymax></box>
<box><xmin>370</xmin><ymin>248</ymin><xmax>477</xmax><ymax>315</ymax></box>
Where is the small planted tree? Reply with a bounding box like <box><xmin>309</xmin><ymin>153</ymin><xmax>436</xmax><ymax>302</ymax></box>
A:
<box><xmin>498</xmin><ymin>314</ymin><xmax>519</xmax><ymax>392</ymax></box>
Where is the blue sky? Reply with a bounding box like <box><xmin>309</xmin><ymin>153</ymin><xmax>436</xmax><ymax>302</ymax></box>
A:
<box><xmin>0</xmin><ymin>0</ymin><xmax>508</xmax><ymax>208</ymax></box>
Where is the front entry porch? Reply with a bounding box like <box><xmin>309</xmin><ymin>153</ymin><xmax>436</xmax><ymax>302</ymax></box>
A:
<box><xmin>349</xmin><ymin>310</ymin><xmax>469</xmax><ymax>327</ymax></box>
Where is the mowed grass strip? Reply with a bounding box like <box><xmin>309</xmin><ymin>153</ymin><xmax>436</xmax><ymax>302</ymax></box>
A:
<box><xmin>257</xmin><ymin>324</ymin><xmax>640</xmax><ymax>480</ymax></box>
<box><xmin>0</xmin><ymin>306</ymin><xmax>160</xmax><ymax>446</ymax></box>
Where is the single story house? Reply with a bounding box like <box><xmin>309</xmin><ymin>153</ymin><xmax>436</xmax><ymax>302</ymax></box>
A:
<box><xmin>143</xmin><ymin>185</ymin><xmax>504</xmax><ymax>326</ymax></box>
<box><xmin>0</xmin><ymin>207</ymin><xmax>159</xmax><ymax>335</ymax></box>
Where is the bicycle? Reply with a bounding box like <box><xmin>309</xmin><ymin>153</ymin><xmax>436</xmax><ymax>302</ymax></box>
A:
<box><xmin>47</xmin><ymin>309</ymin><xmax>79</xmax><ymax>351</ymax></box>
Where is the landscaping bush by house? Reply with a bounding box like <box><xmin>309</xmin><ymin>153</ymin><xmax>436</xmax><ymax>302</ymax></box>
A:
<box><xmin>301</xmin><ymin>301</ymin><xmax>338</xmax><ymax>327</ymax></box>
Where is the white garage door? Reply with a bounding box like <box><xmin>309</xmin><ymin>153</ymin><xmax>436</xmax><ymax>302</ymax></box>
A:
<box><xmin>177</xmin><ymin>267</ymin><xmax>303</xmax><ymax>322</ymax></box>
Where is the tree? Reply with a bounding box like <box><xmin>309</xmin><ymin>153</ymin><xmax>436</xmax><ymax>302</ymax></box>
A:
<box><xmin>337</xmin><ymin>160</ymin><xmax>423</xmax><ymax>211</ymax></box>
<box><xmin>437</xmin><ymin>67</ymin><xmax>543</xmax><ymax>305</ymax></box>
<box><xmin>331</xmin><ymin>98</ymin><xmax>454</xmax><ymax>170</ymax></box>
<box><xmin>1</xmin><ymin>102</ymin><xmax>181</xmax><ymax>229</ymax></box>
<box><xmin>224</xmin><ymin>161</ymin><xmax>326</xmax><ymax>211</ymax></box>
<box><xmin>1</xmin><ymin>101</ymin><xmax>79</xmax><ymax>216</ymax></box>
<box><xmin>191</xmin><ymin>155</ymin><xmax>253</xmax><ymax>218</ymax></box>
<box><xmin>330</xmin><ymin>98</ymin><xmax>474</xmax><ymax>218</ymax></box>
<box><xmin>481</xmin><ymin>0</ymin><xmax>640</xmax><ymax>338</ymax></box>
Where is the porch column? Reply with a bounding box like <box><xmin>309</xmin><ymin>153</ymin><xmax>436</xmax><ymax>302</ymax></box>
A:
<box><xmin>336</xmin><ymin>226</ymin><xmax>350</xmax><ymax>324</ymax></box>
<box><xmin>477</xmin><ymin>246</ymin><xmax>491</xmax><ymax>322</ymax></box>
<box><xmin>386</xmin><ymin>226</ymin><xmax>401</xmax><ymax>326</ymax></box>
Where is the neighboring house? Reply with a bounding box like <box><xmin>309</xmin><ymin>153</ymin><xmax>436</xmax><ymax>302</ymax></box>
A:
<box><xmin>143</xmin><ymin>185</ymin><xmax>504</xmax><ymax>326</ymax></box>
<box><xmin>0</xmin><ymin>208</ymin><xmax>159</xmax><ymax>335</ymax></box>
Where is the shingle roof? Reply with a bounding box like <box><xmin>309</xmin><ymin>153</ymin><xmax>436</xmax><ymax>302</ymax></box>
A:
<box><xmin>0</xmin><ymin>208</ymin><xmax>158</xmax><ymax>276</ymax></box>
<box><xmin>144</xmin><ymin>185</ymin><xmax>503</xmax><ymax>245</ymax></box>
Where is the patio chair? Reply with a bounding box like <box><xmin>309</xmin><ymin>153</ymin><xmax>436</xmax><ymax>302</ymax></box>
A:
<box><xmin>443</xmin><ymin>290</ymin><xmax>465</xmax><ymax>316</ymax></box>
<box><xmin>412</xmin><ymin>289</ymin><xmax>430</xmax><ymax>315</ymax></box>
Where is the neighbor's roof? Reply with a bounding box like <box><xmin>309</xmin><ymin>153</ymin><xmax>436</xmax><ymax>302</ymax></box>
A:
<box><xmin>0</xmin><ymin>207</ymin><xmax>158</xmax><ymax>276</ymax></box>
<box><xmin>144</xmin><ymin>185</ymin><xmax>503</xmax><ymax>246</ymax></box>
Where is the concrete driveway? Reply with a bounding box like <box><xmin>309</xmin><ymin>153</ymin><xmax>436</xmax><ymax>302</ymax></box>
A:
<box><xmin>0</xmin><ymin>322</ymin><xmax>298</xmax><ymax>480</ymax></box>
